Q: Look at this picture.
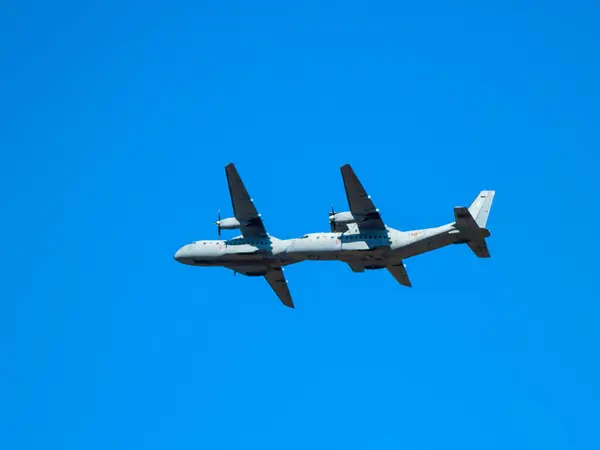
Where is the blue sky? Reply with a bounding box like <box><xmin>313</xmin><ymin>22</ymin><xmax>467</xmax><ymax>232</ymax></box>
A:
<box><xmin>1</xmin><ymin>1</ymin><xmax>599</xmax><ymax>449</ymax></box>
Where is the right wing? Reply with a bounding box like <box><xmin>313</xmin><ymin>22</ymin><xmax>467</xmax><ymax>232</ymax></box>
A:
<box><xmin>225</xmin><ymin>163</ymin><xmax>267</xmax><ymax>238</ymax></box>
<box><xmin>386</xmin><ymin>264</ymin><xmax>412</xmax><ymax>287</ymax></box>
<box><xmin>264</xmin><ymin>267</ymin><xmax>294</xmax><ymax>308</ymax></box>
<box><xmin>347</xmin><ymin>262</ymin><xmax>365</xmax><ymax>272</ymax></box>
<box><xmin>225</xmin><ymin>265</ymin><xmax>294</xmax><ymax>308</ymax></box>
<box><xmin>340</xmin><ymin>164</ymin><xmax>386</xmax><ymax>230</ymax></box>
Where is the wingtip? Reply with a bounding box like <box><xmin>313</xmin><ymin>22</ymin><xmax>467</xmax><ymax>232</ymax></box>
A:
<box><xmin>340</xmin><ymin>164</ymin><xmax>356</xmax><ymax>176</ymax></box>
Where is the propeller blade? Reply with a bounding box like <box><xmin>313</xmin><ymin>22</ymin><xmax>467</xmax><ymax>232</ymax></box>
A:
<box><xmin>329</xmin><ymin>204</ymin><xmax>336</xmax><ymax>232</ymax></box>
<box><xmin>216</xmin><ymin>209</ymin><xmax>221</xmax><ymax>236</ymax></box>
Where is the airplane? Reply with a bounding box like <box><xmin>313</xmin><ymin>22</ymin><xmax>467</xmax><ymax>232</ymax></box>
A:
<box><xmin>174</xmin><ymin>163</ymin><xmax>495</xmax><ymax>308</ymax></box>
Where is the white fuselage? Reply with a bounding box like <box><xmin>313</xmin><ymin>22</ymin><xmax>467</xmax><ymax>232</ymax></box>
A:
<box><xmin>173</xmin><ymin>223</ymin><xmax>472</xmax><ymax>269</ymax></box>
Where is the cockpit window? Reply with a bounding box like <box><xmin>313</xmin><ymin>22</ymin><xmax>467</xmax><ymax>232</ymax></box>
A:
<box><xmin>301</xmin><ymin>235</ymin><xmax>309</xmax><ymax>239</ymax></box>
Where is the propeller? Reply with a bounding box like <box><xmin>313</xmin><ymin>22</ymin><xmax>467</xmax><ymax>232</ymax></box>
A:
<box><xmin>329</xmin><ymin>204</ymin><xmax>336</xmax><ymax>232</ymax></box>
<box><xmin>215</xmin><ymin>209</ymin><xmax>221</xmax><ymax>236</ymax></box>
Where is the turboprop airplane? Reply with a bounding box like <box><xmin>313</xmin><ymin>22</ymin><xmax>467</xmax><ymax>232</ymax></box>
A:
<box><xmin>174</xmin><ymin>163</ymin><xmax>495</xmax><ymax>308</ymax></box>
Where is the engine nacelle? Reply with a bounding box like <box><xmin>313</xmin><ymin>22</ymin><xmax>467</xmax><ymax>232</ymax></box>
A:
<box><xmin>216</xmin><ymin>217</ymin><xmax>241</xmax><ymax>230</ymax></box>
<box><xmin>329</xmin><ymin>211</ymin><xmax>356</xmax><ymax>224</ymax></box>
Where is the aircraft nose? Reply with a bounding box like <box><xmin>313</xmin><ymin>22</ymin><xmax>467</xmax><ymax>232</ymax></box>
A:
<box><xmin>174</xmin><ymin>247</ymin><xmax>186</xmax><ymax>262</ymax></box>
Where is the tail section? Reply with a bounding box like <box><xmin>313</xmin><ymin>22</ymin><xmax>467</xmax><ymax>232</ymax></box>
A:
<box><xmin>454</xmin><ymin>191</ymin><xmax>495</xmax><ymax>258</ymax></box>
<box><xmin>468</xmin><ymin>191</ymin><xmax>495</xmax><ymax>228</ymax></box>
<box><xmin>467</xmin><ymin>239</ymin><xmax>490</xmax><ymax>258</ymax></box>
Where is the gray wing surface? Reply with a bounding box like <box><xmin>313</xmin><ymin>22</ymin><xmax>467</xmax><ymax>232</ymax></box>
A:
<box><xmin>347</xmin><ymin>262</ymin><xmax>365</xmax><ymax>272</ymax></box>
<box><xmin>225</xmin><ymin>265</ymin><xmax>294</xmax><ymax>308</ymax></box>
<box><xmin>340</xmin><ymin>164</ymin><xmax>386</xmax><ymax>230</ymax></box>
<box><xmin>264</xmin><ymin>267</ymin><xmax>294</xmax><ymax>308</ymax></box>
<box><xmin>225</xmin><ymin>264</ymin><xmax>269</xmax><ymax>276</ymax></box>
<box><xmin>225</xmin><ymin>163</ymin><xmax>267</xmax><ymax>237</ymax></box>
<box><xmin>467</xmin><ymin>239</ymin><xmax>490</xmax><ymax>258</ymax></box>
<box><xmin>387</xmin><ymin>264</ymin><xmax>412</xmax><ymax>287</ymax></box>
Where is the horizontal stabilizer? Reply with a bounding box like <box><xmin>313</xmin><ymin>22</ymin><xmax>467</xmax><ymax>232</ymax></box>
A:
<box><xmin>467</xmin><ymin>239</ymin><xmax>490</xmax><ymax>258</ymax></box>
<box><xmin>387</xmin><ymin>264</ymin><xmax>412</xmax><ymax>287</ymax></box>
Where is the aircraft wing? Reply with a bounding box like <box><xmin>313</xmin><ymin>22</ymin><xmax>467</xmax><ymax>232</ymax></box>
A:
<box><xmin>340</xmin><ymin>164</ymin><xmax>386</xmax><ymax>230</ymax></box>
<box><xmin>225</xmin><ymin>163</ymin><xmax>267</xmax><ymax>238</ymax></box>
<box><xmin>347</xmin><ymin>262</ymin><xmax>365</xmax><ymax>272</ymax></box>
<box><xmin>386</xmin><ymin>264</ymin><xmax>412</xmax><ymax>287</ymax></box>
<box><xmin>264</xmin><ymin>267</ymin><xmax>294</xmax><ymax>308</ymax></box>
<box><xmin>224</xmin><ymin>265</ymin><xmax>294</xmax><ymax>308</ymax></box>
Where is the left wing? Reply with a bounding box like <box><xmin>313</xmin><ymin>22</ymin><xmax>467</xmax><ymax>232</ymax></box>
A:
<box><xmin>264</xmin><ymin>267</ymin><xmax>294</xmax><ymax>308</ymax></box>
<box><xmin>340</xmin><ymin>164</ymin><xmax>386</xmax><ymax>230</ymax></box>
<box><xmin>225</xmin><ymin>265</ymin><xmax>295</xmax><ymax>308</ymax></box>
<box><xmin>225</xmin><ymin>163</ymin><xmax>267</xmax><ymax>237</ymax></box>
<box><xmin>386</xmin><ymin>264</ymin><xmax>412</xmax><ymax>287</ymax></box>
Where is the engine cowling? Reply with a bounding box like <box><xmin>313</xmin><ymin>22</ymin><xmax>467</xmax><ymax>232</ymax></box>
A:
<box><xmin>216</xmin><ymin>217</ymin><xmax>241</xmax><ymax>230</ymax></box>
<box><xmin>329</xmin><ymin>211</ymin><xmax>356</xmax><ymax>224</ymax></box>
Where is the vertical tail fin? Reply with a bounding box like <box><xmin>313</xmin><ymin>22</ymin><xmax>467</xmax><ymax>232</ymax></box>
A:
<box><xmin>468</xmin><ymin>191</ymin><xmax>495</xmax><ymax>228</ymax></box>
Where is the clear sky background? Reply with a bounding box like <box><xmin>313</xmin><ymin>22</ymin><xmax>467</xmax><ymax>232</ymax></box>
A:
<box><xmin>1</xmin><ymin>1</ymin><xmax>599</xmax><ymax>449</ymax></box>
